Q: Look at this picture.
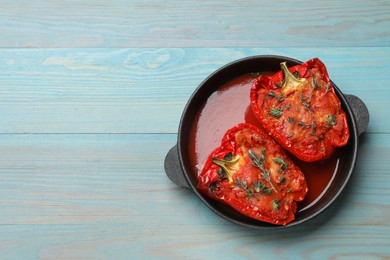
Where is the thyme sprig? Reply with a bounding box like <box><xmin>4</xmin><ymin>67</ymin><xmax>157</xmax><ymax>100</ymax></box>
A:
<box><xmin>273</xmin><ymin>157</ymin><xmax>289</xmax><ymax>171</ymax></box>
<box><xmin>235</xmin><ymin>178</ymin><xmax>255</xmax><ymax>199</ymax></box>
<box><xmin>248</xmin><ymin>149</ymin><xmax>277</xmax><ymax>193</ymax></box>
<box><xmin>253</xmin><ymin>180</ymin><xmax>272</xmax><ymax>195</ymax></box>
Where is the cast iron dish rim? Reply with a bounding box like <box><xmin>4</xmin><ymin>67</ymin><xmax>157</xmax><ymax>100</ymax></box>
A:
<box><xmin>177</xmin><ymin>55</ymin><xmax>359</xmax><ymax>229</ymax></box>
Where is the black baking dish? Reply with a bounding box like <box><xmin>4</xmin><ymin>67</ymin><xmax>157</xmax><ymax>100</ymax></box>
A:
<box><xmin>164</xmin><ymin>55</ymin><xmax>369</xmax><ymax>229</ymax></box>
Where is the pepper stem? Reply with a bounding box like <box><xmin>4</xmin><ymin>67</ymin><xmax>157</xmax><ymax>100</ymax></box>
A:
<box><xmin>212</xmin><ymin>156</ymin><xmax>239</xmax><ymax>183</ymax></box>
<box><xmin>280</xmin><ymin>62</ymin><xmax>306</xmax><ymax>95</ymax></box>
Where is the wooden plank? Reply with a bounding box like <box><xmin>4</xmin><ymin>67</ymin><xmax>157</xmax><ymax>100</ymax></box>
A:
<box><xmin>0</xmin><ymin>133</ymin><xmax>389</xmax><ymax>258</ymax></box>
<box><xmin>0</xmin><ymin>47</ymin><xmax>388</xmax><ymax>134</ymax></box>
<box><xmin>1</xmin><ymin>0</ymin><xmax>389</xmax><ymax>48</ymax></box>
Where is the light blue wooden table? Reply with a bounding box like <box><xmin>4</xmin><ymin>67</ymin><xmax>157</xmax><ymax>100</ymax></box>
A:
<box><xmin>1</xmin><ymin>1</ymin><xmax>389</xmax><ymax>259</ymax></box>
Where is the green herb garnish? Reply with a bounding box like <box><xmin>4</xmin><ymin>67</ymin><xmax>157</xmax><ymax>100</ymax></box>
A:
<box><xmin>299</xmin><ymin>92</ymin><xmax>312</xmax><ymax>111</ymax></box>
<box><xmin>279</xmin><ymin>176</ymin><xmax>287</xmax><ymax>184</ymax></box>
<box><xmin>253</xmin><ymin>180</ymin><xmax>272</xmax><ymax>195</ymax></box>
<box><xmin>273</xmin><ymin>157</ymin><xmax>289</xmax><ymax>171</ymax></box>
<box><xmin>311</xmin><ymin>77</ymin><xmax>322</xmax><ymax>90</ymax></box>
<box><xmin>269</xmin><ymin>107</ymin><xmax>283</xmax><ymax>118</ymax></box>
<box><xmin>272</xmin><ymin>199</ymin><xmax>280</xmax><ymax>211</ymax></box>
<box><xmin>267</xmin><ymin>91</ymin><xmax>285</xmax><ymax>102</ymax></box>
<box><xmin>326</xmin><ymin>114</ymin><xmax>337</xmax><ymax>127</ymax></box>
<box><xmin>267</xmin><ymin>91</ymin><xmax>277</xmax><ymax>98</ymax></box>
<box><xmin>248</xmin><ymin>149</ymin><xmax>277</xmax><ymax>193</ymax></box>
<box><xmin>235</xmin><ymin>178</ymin><xmax>255</xmax><ymax>199</ymax></box>
<box><xmin>297</xmin><ymin>120</ymin><xmax>313</xmax><ymax>129</ymax></box>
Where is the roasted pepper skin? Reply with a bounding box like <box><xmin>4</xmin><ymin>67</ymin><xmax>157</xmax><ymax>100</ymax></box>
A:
<box><xmin>198</xmin><ymin>123</ymin><xmax>308</xmax><ymax>225</ymax></box>
<box><xmin>250</xmin><ymin>58</ymin><xmax>350</xmax><ymax>162</ymax></box>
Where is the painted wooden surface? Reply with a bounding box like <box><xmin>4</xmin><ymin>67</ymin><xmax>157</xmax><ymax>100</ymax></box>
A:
<box><xmin>1</xmin><ymin>47</ymin><xmax>389</xmax><ymax>134</ymax></box>
<box><xmin>1</xmin><ymin>1</ymin><xmax>390</xmax><ymax>259</ymax></box>
<box><xmin>1</xmin><ymin>0</ymin><xmax>390</xmax><ymax>48</ymax></box>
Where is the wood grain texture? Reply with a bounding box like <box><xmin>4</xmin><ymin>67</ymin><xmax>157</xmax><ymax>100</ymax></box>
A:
<box><xmin>0</xmin><ymin>133</ymin><xmax>389</xmax><ymax>259</ymax></box>
<box><xmin>1</xmin><ymin>0</ymin><xmax>390</xmax><ymax>48</ymax></box>
<box><xmin>1</xmin><ymin>47</ymin><xmax>388</xmax><ymax>134</ymax></box>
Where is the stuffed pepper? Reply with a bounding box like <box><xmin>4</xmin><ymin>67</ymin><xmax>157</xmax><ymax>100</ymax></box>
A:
<box><xmin>250</xmin><ymin>58</ymin><xmax>350</xmax><ymax>162</ymax></box>
<box><xmin>198</xmin><ymin>123</ymin><xmax>308</xmax><ymax>225</ymax></box>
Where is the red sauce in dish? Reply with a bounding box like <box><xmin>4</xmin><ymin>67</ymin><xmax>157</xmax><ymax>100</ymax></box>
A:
<box><xmin>188</xmin><ymin>73</ymin><xmax>343</xmax><ymax>210</ymax></box>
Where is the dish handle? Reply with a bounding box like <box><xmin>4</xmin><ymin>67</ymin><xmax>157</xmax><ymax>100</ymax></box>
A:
<box><xmin>164</xmin><ymin>145</ymin><xmax>191</xmax><ymax>188</ymax></box>
<box><xmin>345</xmin><ymin>94</ymin><xmax>369</xmax><ymax>136</ymax></box>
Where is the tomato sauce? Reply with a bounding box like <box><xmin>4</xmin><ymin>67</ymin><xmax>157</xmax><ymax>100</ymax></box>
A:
<box><xmin>188</xmin><ymin>73</ymin><xmax>343</xmax><ymax>210</ymax></box>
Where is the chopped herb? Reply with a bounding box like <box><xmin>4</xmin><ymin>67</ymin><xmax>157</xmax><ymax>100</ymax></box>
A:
<box><xmin>326</xmin><ymin>114</ymin><xmax>337</xmax><ymax>126</ymax></box>
<box><xmin>277</xmin><ymin>92</ymin><xmax>285</xmax><ymax>102</ymax></box>
<box><xmin>287</xmin><ymin>116</ymin><xmax>295</xmax><ymax>124</ymax></box>
<box><xmin>269</xmin><ymin>107</ymin><xmax>283</xmax><ymax>118</ymax></box>
<box><xmin>267</xmin><ymin>91</ymin><xmax>284</xmax><ymax>102</ymax></box>
<box><xmin>299</xmin><ymin>92</ymin><xmax>312</xmax><ymax>111</ymax></box>
<box><xmin>297</xmin><ymin>120</ymin><xmax>313</xmax><ymax>129</ymax></box>
<box><xmin>309</xmin><ymin>132</ymin><xmax>316</xmax><ymax>137</ymax></box>
<box><xmin>312</xmin><ymin>77</ymin><xmax>321</xmax><ymax>89</ymax></box>
<box><xmin>275</xmin><ymin>80</ymin><xmax>284</xmax><ymax>88</ymax></box>
<box><xmin>273</xmin><ymin>157</ymin><xmax>289</xmax><ymax>171</ymax></box>
<box><xmin>272</xmin><ymin>199</ymin><xmax>280</xmax><ymax>211</ymax></box>
<box><xmin>267</xmin><ymin>91</ymin><xmax>277</xmax><ymax>98</ymax></box>
<box><xmin>285</xmin><ymin>103</ymin><xmax>292</xmax><ymax>110</ymax></box>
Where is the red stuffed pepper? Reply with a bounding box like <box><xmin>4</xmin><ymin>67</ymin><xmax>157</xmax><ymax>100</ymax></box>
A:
<box><xmin>198</xmin><ymin>123</ymin><xmax>308</xmax><ymax>225</ymax></box>
<box><xmin>250</xmin><ymin>58</ymin><xmax>350</xmax><ymax>162</ymax></box>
